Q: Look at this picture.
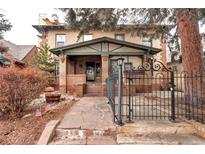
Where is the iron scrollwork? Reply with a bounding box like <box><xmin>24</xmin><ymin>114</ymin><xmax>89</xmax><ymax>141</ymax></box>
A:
<box><xmin>137</xmin><ymin>57</ymin><xmax>171</xmax><ymax>72</ymax></box>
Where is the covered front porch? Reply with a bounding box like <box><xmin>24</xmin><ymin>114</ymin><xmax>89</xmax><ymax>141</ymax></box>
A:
<box><xmin>66</xmin><ymin>55</ymin><xmax>103</xmax><ymax>96</ymax></box>
<box><xmin>50</xmin><ymin>37</ymin><xmax>161</xmax><ymax>96</ymax></box>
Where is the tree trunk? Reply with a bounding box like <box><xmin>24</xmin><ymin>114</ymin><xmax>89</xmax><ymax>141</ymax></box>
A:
<box><xmin>176</xmin><ymin>8</ymin><xmax>205</xmax><ymax>104</ymax></box>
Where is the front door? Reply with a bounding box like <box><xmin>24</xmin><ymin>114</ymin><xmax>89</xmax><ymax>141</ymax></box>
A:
<box><xmin>86</xmin><ymin>62</ymin><xmax>95</xmax><ymax>81</ymax></box>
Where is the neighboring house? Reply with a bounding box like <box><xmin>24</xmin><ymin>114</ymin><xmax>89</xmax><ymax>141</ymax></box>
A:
<box><xmin>33</xmin><ymin>17</ymin><xmax>167</xmax><ymax>96</ymax></box>
<box><xmin>0</xmin><ymin>39</ymin><xmax>37</xmax><ymax>68</ymax></box>
<box><xmin>167</xmin><ymin>59</ymin><xmax>183</xmax><ymax>73</ymax></box>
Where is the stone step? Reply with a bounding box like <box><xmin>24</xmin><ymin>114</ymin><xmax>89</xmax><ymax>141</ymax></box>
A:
<box><xmin>50</xmin><ymin>135</ymin><xmax>116</xmax><ymax>145</ymax></box>
<box><xmin>55</xmin><ymin>129</ymin><xmax>87</xmax><ymax>140</ymax></box>
<box><xmin>117</xmin><ymin>133</ymin><xmax>205</xmax><ymax>145</ymax></box>
<box><xmin>50</xmin><ymin>128</ymin><xmax>116</xmax><ymax>145</ymax></box>
<box><xmin>117</xmin><ymin>120</ymin><xmax>196</xmax><ymax>136</ymax></box>
<box><xmin>116</xmin><ymin>120</ymin><xmax>205</xmax><ymax>145</ymax></box>
<box><xmin>86</xmin><ymin>86</ymin><xmax>102</xmax><ymax>93</ymax></box>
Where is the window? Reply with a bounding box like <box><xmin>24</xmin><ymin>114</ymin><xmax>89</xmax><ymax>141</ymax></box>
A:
<box><xmin>142</xmin><ymin>37</ymin><xmax>152</xmax><ymax>47</ymax></box>
<box><xmin>83</xmin><ymin>34</ymin><xmax>93</xmax><ymax>41</ymax></box>
<box><xmin>124</xmin><ymin>62</ymin><xmax>133</xmax><ymax>71</ymax></box>
<box><xmin>115</xmin><ymin>34</ymin><xmax>125</xmax><ymax>41</ymax></box>
<box><xmin>56</xmin><ymin>34</ymin><xmax>66</xmax><ymax>47</ymax></box>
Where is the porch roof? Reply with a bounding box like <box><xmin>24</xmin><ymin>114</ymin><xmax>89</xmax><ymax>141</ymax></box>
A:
<box><xmin>50</xmin><ymin>37</ymin><xmax>161</xmax><ymax>56</ymax></box>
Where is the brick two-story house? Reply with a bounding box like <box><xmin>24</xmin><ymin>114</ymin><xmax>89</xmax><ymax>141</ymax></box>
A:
<box><xmin>33</xmin><ymin>18</ymin><xmax>167</xmax><ymax>96</ymax></box>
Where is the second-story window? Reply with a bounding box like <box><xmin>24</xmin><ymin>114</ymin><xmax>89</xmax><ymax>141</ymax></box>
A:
<box><xmin>56</xmin><ymin>34</ymin><xmax>66</xmax><ymax>47</ymax></box>
<box><xmin>115</xmin><ymin>34</ymin><xmax>125</xmax><ymax>41</ymax></box>
<box><xmin>142</xmin><ymin>36</ymin><xmax>152</xmax><ymax>47</ymax></box>
<box><xmin>83</xmin><ymin>34</ymin><xmax>93</xmax><ymax>41</ymax></box>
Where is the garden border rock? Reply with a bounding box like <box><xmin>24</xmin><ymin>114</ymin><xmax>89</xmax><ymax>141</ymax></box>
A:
<box><xmin>37</xmin><ymin>120</ymin><xmax>60</xmax><ymax>145</ymax></box>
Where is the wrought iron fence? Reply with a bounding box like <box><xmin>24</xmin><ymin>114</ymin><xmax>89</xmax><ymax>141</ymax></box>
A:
<box><xmin>106</xmin><ymin>74</ymin><xmax>117</xmax><ymax>122</ymax></box>
<box><xmin>106</xmin><ymin>57</ymin><xmax>205</xmax><ymax>125</ymax></box>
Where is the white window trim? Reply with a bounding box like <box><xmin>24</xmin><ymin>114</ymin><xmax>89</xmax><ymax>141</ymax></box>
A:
<box><xmin>56</xmin><ymin>34</ymin><xmax>66</xmax><ymax>47</ymax></box>
<box><xmin>83</xmin><ymin>34</ymin><xmax>93</xmax><ymax>41</ymax></box>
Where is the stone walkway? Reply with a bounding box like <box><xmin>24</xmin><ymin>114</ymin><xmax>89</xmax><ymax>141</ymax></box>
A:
<box><xmin>49</xmin><ymin>96</ymin><xmax>205</xmax><ymax>145</ymax></box>
<box><xmin>50</xmin><ymin>97</ymin><xmax>116</xmax><ymax>145</ymax></box>
<box><xmin>58</xmin><ymin>97</ymin><xmax>115</xmax><ymax>130</ymax></box>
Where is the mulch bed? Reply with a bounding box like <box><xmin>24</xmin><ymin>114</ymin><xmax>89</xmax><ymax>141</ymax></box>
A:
<box><xmin>0</xmin><ymin>101</ymin><xmax>75</xmax><ymax>145</ymax></box>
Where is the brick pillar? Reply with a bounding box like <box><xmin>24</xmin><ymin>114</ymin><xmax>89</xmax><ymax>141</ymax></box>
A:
<box><xmin>59</xmin><ymin>54</ymin><xmax>67</xmax><ymax>93</ymax></box>
<box><xmin>101</xmin><ymin>55</ymin><xmax>109</xmax><ymax>96</ymax></box>
<box><xmin>160</xmin><ymin>40</ymin><xmax>167</xmax><ymax>67</ymax></box>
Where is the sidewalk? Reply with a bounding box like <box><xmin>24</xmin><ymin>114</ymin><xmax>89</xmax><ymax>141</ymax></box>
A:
<box><xmin>58</xmin><ymin>97</ymin><xmax>115</xmax><ymax>130</ymax></box>
<box><xmin>51</xmin><ymin>97</ymin><xmax>116</xmax><ymax>144</ymax></box>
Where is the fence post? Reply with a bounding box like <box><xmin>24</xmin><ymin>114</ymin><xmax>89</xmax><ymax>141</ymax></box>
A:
<box><xmin>170</xmin><ymin>70</ymin><xmax>176</xmax><ymax>121</ymax></box>
<box><xmin>128</xmin><ymin>73</ymin><xmax>132</xmax><ymax>122</ymax></box>
<box><xmin>117</xmin><ymin>58</ymin><xmax>124</xmax><ymax>126</ymax></box>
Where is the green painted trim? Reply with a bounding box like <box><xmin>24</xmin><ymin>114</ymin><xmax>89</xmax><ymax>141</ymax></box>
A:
<box><xmin>86</xmin><ymin>45</ymin><xmax>101</xmax><ymax>52</ymax></box>
<box><xmin>109</xmin><ymin>45</ymin><xmax>124</xmax><ymax>52</ymax></box>
<box><xmin>108</xmin><ymin>52</ymin><xmax>146</xmax><ymax>56</ymax></box>
<box><xmin>65</xmin><ymin>52</ymin><xmax>102</xmax><ymax>56</ymax></box>
<box><xmin>64</xmin><ymin>51</ymin><xmax>147</xmax><ymax>56</ymax></box>
<box><xmin>50</xmin><ymin>37</ymin><xmax>161</xmax><ymax>56</ymax></box>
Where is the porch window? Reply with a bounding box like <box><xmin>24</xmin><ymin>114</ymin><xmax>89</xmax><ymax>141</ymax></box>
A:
<box><xmin>142</xmin><ymin>36</ymin><xmax>152</xmax><ymax>47</ymax></box>
<box><xmin>83</xmin><ymin>34</ymin><xmax>93</xmax><ymax>41</ymax></box>
<box><xmin>115</xmin><ymin>34</ymin><xmax>125</xmax><ymax>41</ymax></box>
<box><xmin>56</xmin><ymin>34</ymin><xmax>66</xmax><ymax>47</ymax></box>
<box><xmin>124</xmin><ymin>62</ymin><xmax>133</xmax><ymax>71</ymax></box>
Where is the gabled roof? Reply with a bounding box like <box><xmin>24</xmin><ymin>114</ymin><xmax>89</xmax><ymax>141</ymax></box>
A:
<box><xmin>0</xmin><ymin>39</ymin><xmax>35</xmax><ymax>60</ymax></box>
<box><xmin>50</xmin><ymin>37</ymin><xmax>161</xmax><ymax>56</ymax></box>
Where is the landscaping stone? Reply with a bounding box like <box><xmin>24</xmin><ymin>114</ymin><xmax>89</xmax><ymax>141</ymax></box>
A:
<box><xmin>22</xmin><ymin>113</ymin><xmax>32</xmax><ymax>119</ymax></box>
<box><xmin>45</xmin><ymin>87</ymin><xmax>55</xmax><ymax>92</ymax></box>
<box><xmin>30</xmin><ymin>97</ymin><xmax>46</xmax><ymax>105</ymax></box>
<box><xmin>37</xmin><ymin>120</ymin><xmax>60</xmax><ymax>145</ymax></box>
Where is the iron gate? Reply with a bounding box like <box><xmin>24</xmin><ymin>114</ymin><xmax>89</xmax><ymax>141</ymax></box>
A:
<box><xmin>106</xmin><ymin>57</ymin><xmax>205</xmax><ymax>125</ymax></box>
<box><xmin>122</xmin><ymin>58</ymin><xmax>174</xmax><ymax>121</ymax></box>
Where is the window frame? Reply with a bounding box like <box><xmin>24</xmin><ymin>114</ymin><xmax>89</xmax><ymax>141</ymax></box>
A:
<box><xmin>55</xmin><ymin>34</ymin><xmax>66</xmax><ymax>48</ymax></box>
<box><xmin>142</xmin><ymin>36</ymin><xmax>152</xmax><ymax>47</ymax></box>
<box><xmin>124</xmin><ymin>62</ymin><xmax>133</xmax><ymax>71</ymax></box>
<box><xmin>114</xmin><ymin>33</ymin><xmax>125</xmax><ymax>41</ymax></box>
<box><xmin>83</xmin><ymin>33</ymin><xmax>93</xmax><ymax>41</ymax></box>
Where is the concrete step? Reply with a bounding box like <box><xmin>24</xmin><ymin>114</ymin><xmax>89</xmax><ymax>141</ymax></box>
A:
<box><xmin>55</xmin><ymin>128</ymin><xmax>108</xmax><ymax>139</ymax></box>
<box><xmin>50</xmin><ymin>128</ymin><xmax>116</xmax><ymax>145</ymax></box>
<box><xmin>86</xmin><ymin>86</ymin><xmax>102</xmax><ymax>93</ymax></box>
<box><xmin>117</xmin><ymin>133</ymin><xmax>205</xmax><ymax>145</ymax></box>
<box><xmin>116</xmin><ymin>120</ymin><xmax>205</xmax><ymax>144</ymax></box>
<box><xmin>117</xmin><ymin>120</ymin><xmax>196</xmax><ymax>136</ymax></box>
<box><xmin>50</xmin><ymin>135</ymin><xmax>116</xmax><ymax>145</ymax></box>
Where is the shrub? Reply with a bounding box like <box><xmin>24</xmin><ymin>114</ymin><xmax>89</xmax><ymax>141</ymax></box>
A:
<box><xmin>0</xmin><ymin>67</ymin><xmax>48</xmax><ymax>118</ymax></box>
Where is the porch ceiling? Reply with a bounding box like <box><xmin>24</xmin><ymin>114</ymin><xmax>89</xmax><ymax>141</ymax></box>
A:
<box><xmin>50</xmin><ymin>37</ymin><xmax>161</xmax><ymax>56</ymax></box>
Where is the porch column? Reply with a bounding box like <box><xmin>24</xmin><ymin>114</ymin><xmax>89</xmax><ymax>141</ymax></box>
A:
<box><xmin>59</xmin><ymin>54</ymin><xmax>67</xmax><ymax>93</ymax></box>
<box><xmin>101</xmin><ymin>55</ymin><xmax>109</xmax><ymax>96</ymax></box>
